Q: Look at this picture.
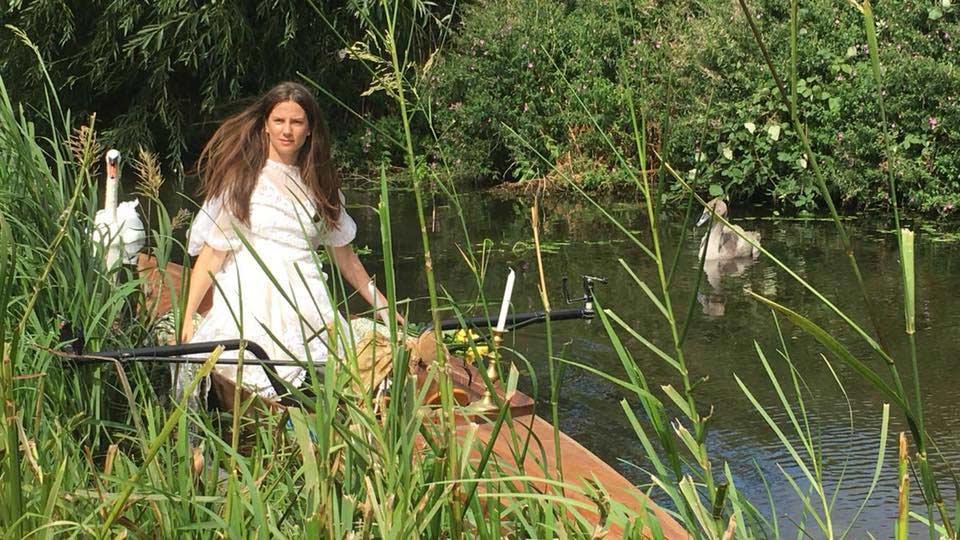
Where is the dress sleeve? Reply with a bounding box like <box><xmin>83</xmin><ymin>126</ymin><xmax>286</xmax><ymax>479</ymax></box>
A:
<box><xmin>319</xmin><ymin>190</ymin><xmax>357</xmax><ymax>247</ymax></box>
<box><xmin>187</xmin><ymin>197</ymin><xmax>245</xmax><ymax>256</ymax></box>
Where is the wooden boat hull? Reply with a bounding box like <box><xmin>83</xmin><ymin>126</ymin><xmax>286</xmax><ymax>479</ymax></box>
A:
<box><xmin>137</xmin><ymin>255</ymin><xmax>687</xmax><ymax>539</ymax></box>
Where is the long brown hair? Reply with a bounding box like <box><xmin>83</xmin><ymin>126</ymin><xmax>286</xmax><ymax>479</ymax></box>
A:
<box><xmin>196</xmin><ymin>81</ymin><xmax>341</xmax><ymax>227</ymax></box>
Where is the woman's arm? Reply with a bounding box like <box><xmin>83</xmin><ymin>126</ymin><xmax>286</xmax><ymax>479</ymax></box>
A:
<box><xmin>180</xmin><ymin>244</ymin><xmax>229</xmax><ymax>342</ymax></box>
<box><xmin>328</xmin><ymin>244</ymin><xmax>405</xmax><ymax>324</ymax></box>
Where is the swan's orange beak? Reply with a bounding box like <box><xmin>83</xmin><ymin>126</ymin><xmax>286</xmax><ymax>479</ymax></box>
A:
<box><xmin>105</xmin><ymin>149</ymin><xmax>120</xmax><ymax>179</ymax></box>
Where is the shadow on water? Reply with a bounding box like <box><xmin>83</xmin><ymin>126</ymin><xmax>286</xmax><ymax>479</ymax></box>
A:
<box><xmin>165</xmin><ymin>184</ymin><xmax>960</xmax><ymax>536</ymax></box>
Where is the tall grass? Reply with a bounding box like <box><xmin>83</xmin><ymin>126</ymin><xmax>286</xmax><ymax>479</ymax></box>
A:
<box><xmin>0</xmin><ymin>12</ymin><xmax>661</xmax><ymax>540</ymax></box>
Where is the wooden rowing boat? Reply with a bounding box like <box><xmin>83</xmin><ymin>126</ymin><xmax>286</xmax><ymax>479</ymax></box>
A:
<box><xmin>135</xmin><ymin>254</ymin><xmax>687</xmax><ymax>539</ymax></box>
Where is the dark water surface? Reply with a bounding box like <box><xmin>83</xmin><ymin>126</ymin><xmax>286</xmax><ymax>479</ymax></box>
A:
<box><xmin>343</xmin><ymin>189</ymin><xmax>959</xmax><ymax>538</ymax></box>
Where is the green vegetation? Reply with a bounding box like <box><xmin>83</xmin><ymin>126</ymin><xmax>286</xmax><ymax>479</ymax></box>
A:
<box><xmin>4</xmin><ymin>0</ymin><xmax>956</xmax><ymax>213</ymax></box>
<box><xmin>2</xmin><ymin>0</ymin><xmax>959</xmax><ymax>539</ymax></box>
<box><xmin>426</xmin><ymin>0</ymin><xmax>959</xmax><ymax>213</ymax></box>
<box><xmin>0</xmin><ymin>0</ymin><xmax>454</xmax><ymax>166</ymax></box>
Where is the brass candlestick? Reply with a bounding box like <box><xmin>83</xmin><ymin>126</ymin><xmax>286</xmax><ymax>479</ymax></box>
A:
<box><xmin>472</xmin><ymin>330</ymin><xmax>505</xmax><ymax>412</ymax></box>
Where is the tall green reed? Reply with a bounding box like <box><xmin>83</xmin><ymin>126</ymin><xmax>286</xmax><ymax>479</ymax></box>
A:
<box><xmin>733</xmin><ymin>0</ymin><xmax>955</xmax><ymax>535</ymax></box>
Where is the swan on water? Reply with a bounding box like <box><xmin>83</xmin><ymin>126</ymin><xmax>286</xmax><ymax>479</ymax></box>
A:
<box><xmin>696</xmin><ymin>197</ymin><xmax>760</xmax><ymax>261</ymax></box>
<box><xmin>91</xmin><ymin>149</ymin><xmax>145</xmax><ymax>268</ymax></box>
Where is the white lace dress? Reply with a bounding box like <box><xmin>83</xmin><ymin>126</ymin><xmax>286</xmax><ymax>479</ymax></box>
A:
<box><xmin>185</xmin><ymin>159</ymin><xmax>356</xmax><ymax>396</ymax></box>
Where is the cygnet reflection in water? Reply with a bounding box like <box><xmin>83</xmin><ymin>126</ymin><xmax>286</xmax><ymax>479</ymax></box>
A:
<box><xmin>696</xmin><ymin>198</ymin><xmax>761</xmax><ymax>261</ymax></box>
<box><xmin>697</xmin><ymin>257</ymin><xmax>758</xmax><ymax>316</ymax></box>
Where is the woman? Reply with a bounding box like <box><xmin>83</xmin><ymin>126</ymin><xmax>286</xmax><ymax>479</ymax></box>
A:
<box><xmin>181</xmin><ymin>81</ymin><xmax>400</xmax><ymax>396</ymax></box>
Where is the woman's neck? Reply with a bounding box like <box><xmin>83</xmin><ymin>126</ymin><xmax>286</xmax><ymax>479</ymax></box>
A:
<box><xmin>267</xmin><ymin>147</ymin><xmax>299</xmax><ymax>166</ymax></box>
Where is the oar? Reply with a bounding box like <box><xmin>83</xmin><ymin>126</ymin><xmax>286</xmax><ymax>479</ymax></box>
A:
<box><xmin>61</xmin><ymin>339</ymin><xmax>292</xmax><ymax>401</ymax></box>
<box><xmin>419</xmin><ymin>274</ymin><xmax>607</xmax><ymax>333</ymax></box>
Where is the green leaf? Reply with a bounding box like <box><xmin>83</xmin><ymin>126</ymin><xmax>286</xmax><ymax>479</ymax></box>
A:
<box><xmin>722</xmin><ymin>147</ymin><xmax>733</xmax><ymax>160</ymax></box>
<box><xmin>902</xmin><ymin>229</ymin><xmax>915</xmax><ymax>334</ymax></box>
<box><xmin>929</xmin><ymin>7</ymin><xmax>944</xmax><ymax>19</ymax></box>
<box><xmin>829</xmin><ymin>96</ymin><xmax>841</xmax><ymax>112</ymax></box>
<box><xmin>744</xmin><ymin>290</ymin><xmax>911</xmax><ymax>413</ymax></box>
<box><xmin>660</xmin><ymin>384</ymin><xmax>695</xmax><ymax>420</ymax></box>
<box><xmin>744</xmin><ymin>121</ymin><xmax>756</xmax><ymax>134</ymax></box>
<box><xmin>709</xmin><ymin>184</ymin><xmax>724</xmax><ymax>197</ymax></box>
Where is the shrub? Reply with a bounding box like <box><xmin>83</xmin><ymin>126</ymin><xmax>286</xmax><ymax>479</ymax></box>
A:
<box><xmin>427</xmin><ymin>0</ymin><xmax>960</xmax><ymax>213</ymax></box>
<box><xmin>425</xmin><ymin>0</ymin><xmax>675</xmax><ymax>189</ymax></box>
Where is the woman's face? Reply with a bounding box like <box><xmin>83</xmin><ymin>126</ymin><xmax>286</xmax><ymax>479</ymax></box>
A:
<box><xmin>265</xmin><ymin>100</ymin><xmax>310</xmax><ymax>163</ymax></box>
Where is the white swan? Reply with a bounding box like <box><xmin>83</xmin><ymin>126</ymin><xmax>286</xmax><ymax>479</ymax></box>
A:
<box><xmin>92</xmin><ymin>149</ymin><xmax>145</xmax><ymax>267</ymax></box>
<box><xmin>696</xmin><ymin>197</ymin><xmax>760</xmax><ymax>261</ymax></box>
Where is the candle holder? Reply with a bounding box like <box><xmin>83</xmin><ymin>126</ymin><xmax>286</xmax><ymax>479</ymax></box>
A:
<box><xmin>470</xmin><ymin>330</ymin><xmax>505</xmax><ymax>413</ymax></box>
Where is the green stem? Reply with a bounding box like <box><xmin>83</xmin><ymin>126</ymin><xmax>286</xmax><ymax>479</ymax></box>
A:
<box><xmin>99</xmin><ymin>348</ymin><xmax>222</xmax><ymax>538</ymax></box>
<box><xmin>630</xmin><ymin>93</ymin><xmax>716</xmax><ymax>513</ymax></box>
<box><xmin>380</xmin><ymin>0</ymin><xmax>460</xmax><ymax>532</ymax></box>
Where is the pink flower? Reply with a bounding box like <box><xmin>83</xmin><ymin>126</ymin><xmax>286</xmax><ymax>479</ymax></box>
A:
<box><xmin>527</xmin><ymin>62</ymin><xmax>534</xmax><ymax>69</ymax></box>
<box><xmin>929</xmin><ymin>117</ymin><xmax>939</xmax><ymax>129</ymax></box>
<box><xmin>655</xmin><ymin>40</ymin><xmax>662</xmax><ymax>49</ymax></box>
<box><xmin>523</xmin><ymin>103</ymin><xmax>529</xmax><ymax>112</ymax></box>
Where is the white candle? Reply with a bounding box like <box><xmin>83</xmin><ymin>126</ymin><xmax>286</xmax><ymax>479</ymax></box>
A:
<box><xmin>495</xmin><ymin>268</ymin><xmax>516</xmax><ymax>332</ymax></box>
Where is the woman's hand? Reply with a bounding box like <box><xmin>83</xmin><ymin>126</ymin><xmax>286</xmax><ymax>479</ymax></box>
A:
<box><xmin>180</xmin><ymin>317</ymin><xmax>195</xmax><ymax>343</ymax></box>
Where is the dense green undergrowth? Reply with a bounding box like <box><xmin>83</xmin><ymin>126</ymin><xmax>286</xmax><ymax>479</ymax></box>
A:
<box><xmin>3</xmin><ymin>1</ymin><xmax>957</xmax><ymax>213</ymax></box>
<box><xmin>424</xmin><ymin>0</ymin><xmax>959</xmax><ymax>214</ymax></box>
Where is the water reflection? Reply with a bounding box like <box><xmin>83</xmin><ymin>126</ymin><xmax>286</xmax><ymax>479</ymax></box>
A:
<box><xmin>698</xmin><ymin>257</ymin><xmax>758</xmax><ymax>317</ymax></box>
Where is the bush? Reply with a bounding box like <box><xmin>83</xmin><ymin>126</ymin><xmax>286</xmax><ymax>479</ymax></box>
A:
<box><xmin>425</xmin><ymin>0</ymin><xmax>675</xmax><ymax>189</ymax></box>
<box><xmin>427</xmin><ymin>0</ymin><xmax>960</xmax><ymax>213</ymax></box>
<box><xmin>1</xmin><ymin>1</ymin><xmax>454</xmax><ymax>172</ymax></box>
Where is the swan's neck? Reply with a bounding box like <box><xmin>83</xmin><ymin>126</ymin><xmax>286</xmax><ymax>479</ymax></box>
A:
<box><xmin>707</xmin><ymin>220</ymin><xmax>725</xmax><ymax>248</ymax></box>
<box><xmin>105</xmin><ymin>175</ymin><xmax>118</xmax><ymax>221</ymax></box>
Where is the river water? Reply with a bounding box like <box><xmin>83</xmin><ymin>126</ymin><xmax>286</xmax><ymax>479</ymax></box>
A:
<box><xmin>343</xmin><ymin>188</ymin><xmax>959</xmax><ymax>538</ymax></box>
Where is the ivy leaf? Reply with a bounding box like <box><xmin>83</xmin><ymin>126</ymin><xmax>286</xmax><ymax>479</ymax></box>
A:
<box><xmin>709</xmin><ymin>184</ymin><xmax>724</xmax><ymax>197</ymax></box>
<box><xmin>829</xmin><ymin>96</ymin><xmax>841</xmax><ymax>112</ymax></box>
<box><xmin>722</xmin><ymin>147</ymin><xmax>733</xmax><ymax>160</ymax></box>
<box><xmin>767</xmin><ymin>124</ymin><xmax>781</xmax><ymax>141</ymax></box>
<box><xmin>744</xmin><ymin>122</ymin><xmax>756</xmax><ymax>134</ymax></box>
<box><xmin>797</xmin><ymin>157</ymin><xmax>808</xmax><ymax>169</ymax></box>
<box><xmin>846</xmin><ymin>46</ymin><xmax>858</xmax><ymax>58</ymax></box>
<box><xmin>929</xmin><ymin>7</ymin><xmax>944</xmax><ymax>19</ymax></box>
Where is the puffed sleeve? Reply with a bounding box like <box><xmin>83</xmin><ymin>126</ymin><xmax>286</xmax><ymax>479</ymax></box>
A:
<box><xmin>186</xmin><ymin>196</ymin><xmax>245</xmax><ymax>256</ymax></box>
<box><xmin>319</xmin><ymin>190</ymin><xmax>357</xmax><ymax>247</ymax></box>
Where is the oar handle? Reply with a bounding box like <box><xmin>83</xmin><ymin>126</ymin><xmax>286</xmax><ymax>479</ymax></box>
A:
<box><xmin>94</xmin><ymin>339</ymin><xmax>269</xmax><ymax>361</ymax></box>
<box><xmin>419</xmin><ymin>307</ymin><xmax>593</xmax><ymax>335</ymax></box>
<box><xmin>84</xmin><ymin>339</ymin><xmax>289</xmax><ymax>399</ymax></box>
